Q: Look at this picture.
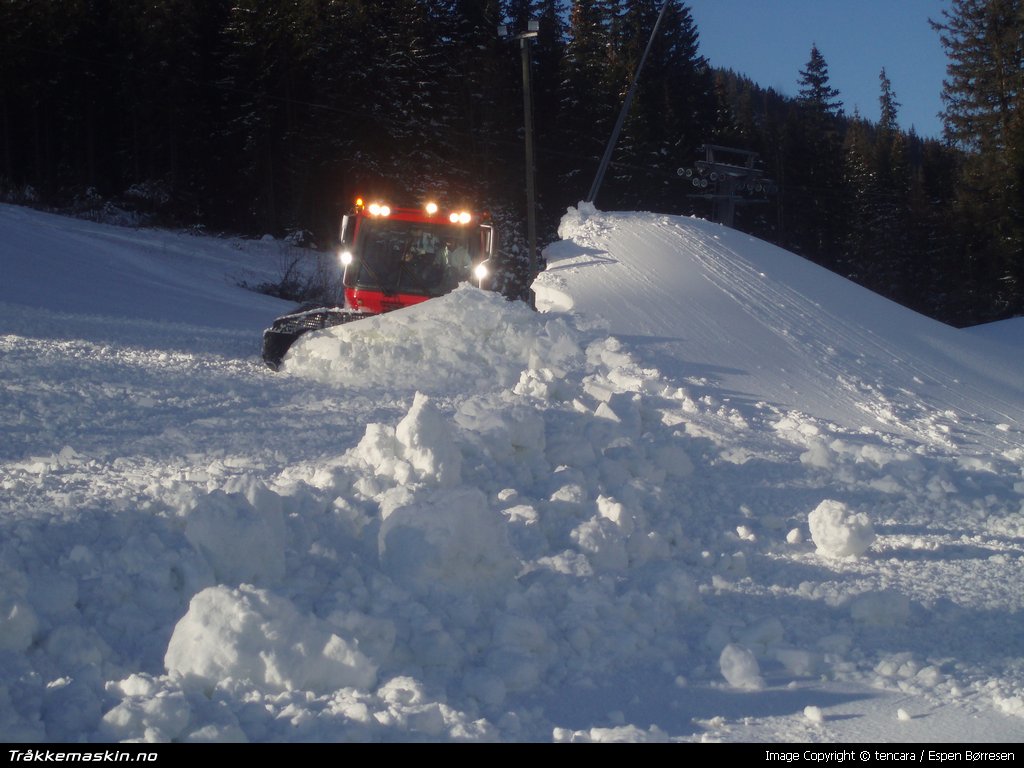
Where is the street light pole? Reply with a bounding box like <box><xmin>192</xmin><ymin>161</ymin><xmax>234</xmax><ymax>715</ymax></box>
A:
<box><xmin>520</xmin><ymin>28</ymin><xmax>538</xmax><ymax>285</ymax></box>
<box><xmin>499</xmin><ymin>19</ymin><xmax>540</xmax><ymax>297</ymax></box>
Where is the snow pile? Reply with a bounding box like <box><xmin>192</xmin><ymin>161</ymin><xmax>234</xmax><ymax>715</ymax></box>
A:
<box><xmin>283</xmin><ymin>285</ymin><xmax>582</xmax><ymax>396</ymax></box>
<box><xmin>21</xmin><ymin>271</ymin><xmax>712</xmax><ymax>740</ymax></box>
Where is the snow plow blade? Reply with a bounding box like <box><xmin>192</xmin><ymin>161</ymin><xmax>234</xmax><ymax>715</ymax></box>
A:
<box><xmin>261</xmin><ymin>305</ymin><xmax>371</xmax><ymax>371</ymax></box>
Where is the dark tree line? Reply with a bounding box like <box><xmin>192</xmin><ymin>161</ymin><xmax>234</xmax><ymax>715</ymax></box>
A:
<box><xmin>1</xmin><ymin>0</ymin><xmax>1020</xmax><ymax>325</ymax></box>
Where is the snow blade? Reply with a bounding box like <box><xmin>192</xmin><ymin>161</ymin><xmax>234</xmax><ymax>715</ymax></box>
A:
<box><xmin>261</xmin><ymin>305</ymin><xmax>371</xmax><ymax>371</ymax></box>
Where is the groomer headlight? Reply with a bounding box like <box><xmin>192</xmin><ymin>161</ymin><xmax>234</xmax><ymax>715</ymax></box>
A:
<box><xmin>339</xmin><ymin>250</ymin><xmax>353</xmax><ymax>266</ymax></box>
<box><xmin>473</xmin><ymin>262</ymin><xmax>488</xmax><ymax>282</ymax></box>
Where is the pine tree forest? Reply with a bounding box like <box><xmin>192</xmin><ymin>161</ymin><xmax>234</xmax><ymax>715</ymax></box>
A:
<box><xmin>1</xmin><ymin>0</ymin><xmax>1021</xmax><ymax>326</ymax></box>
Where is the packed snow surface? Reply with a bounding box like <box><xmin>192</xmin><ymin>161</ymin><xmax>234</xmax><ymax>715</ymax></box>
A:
<box><xmin>1</xmin><ymin>202</ymin><xmax>1023</xmax><ymax>743</ymax></box>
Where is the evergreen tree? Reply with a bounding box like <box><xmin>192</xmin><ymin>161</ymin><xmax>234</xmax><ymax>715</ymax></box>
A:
<box><xmin>931</xmin><ymin>0</ymin><xmax>1024</xmax><ymax>318</ymax></box>
<box><xmin>878</xmin><ymin>67</ymin><xmax>900</xmax><ymax>135</ymax></box>
<box><xmin>798</xmin><ymin>44</ymin><xmax>843</xmax><ymax>125</ymax></box>
<box><xmin>871</xmin><ymin>69</ymin><xmax>913</xmax><ymax>301</ymax></box>
<box><xmin>113</xmin><ymin>0</ymin><xmax>233</xmax><ymax>223</ymax></box>
<box><xmin>786</xmin><ymin>45</ymin><xmax>846</xmax><ymax>266</ymax></box>
<box><xmin>285</xmin><ymin>0</ymin><xmax>374</xmax><ymax>236</ymax></box>
<box><xmin>904</xmin><ymin>135</ymin><xmax>969</xmax><ymax>323</ymax></box>
<box><xmin>0</xmin><ymin>0</ymin><xmax>58</xmax><ymax>195</ymax></box>
<box><xmin>931</xmin><ymin>0</ymin><xmax>1021</xmax><ymax>154</ymax></box>
<box><xmin>841</xmin><ymin>109</ymin><xmax>912</xmax><ymax>302</ymax></box>
<box><xmin>429</xmin><ymin>0</ymin><xmax>511</xmax><ymax>202</ymax></box>
<box><xmin>219</xmin><ymin>1</ymin><xmax>308</xmax><ymax>232</ymax></box>
<box><xmin>0</xmin><ymin>0</ymin><xmax>124</xmax><ymax>199</ymax></box>
<box><xmin>611</xmin><ymin>0</ymin><xmax>715</xmax><ymax>211</ymax></box>
<box><xmin>840</xmin><ymin>113</ymin><xmax>876</xmax><ymax>281</ymax></box>
<box><xmin>556</xmin><ymin>0</ymin><xmax>620</xmax><ymax>202</ymax></box>
<box><xmin>360</xmin><ymin>1</ymin><xmax>452</xmax><ymax>195</ymax></box>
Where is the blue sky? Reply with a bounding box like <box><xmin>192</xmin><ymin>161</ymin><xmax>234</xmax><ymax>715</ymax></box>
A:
<box><xmin>686</xmin><ymin>0</ymin><xmax>952</xmax><ymax>140</ymax></box>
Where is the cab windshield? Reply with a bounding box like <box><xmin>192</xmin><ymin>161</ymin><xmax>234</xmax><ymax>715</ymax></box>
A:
<box><xmin>351</xmin><ymin>218</ymin><xmax>478</xmax><ymax>296</ymax></box>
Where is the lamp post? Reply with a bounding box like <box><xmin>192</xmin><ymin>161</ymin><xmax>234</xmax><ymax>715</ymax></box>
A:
<box><xmin>498</xmin><ymin>19</ymin><xmax>539</xmax><ymax>292</ymax></box>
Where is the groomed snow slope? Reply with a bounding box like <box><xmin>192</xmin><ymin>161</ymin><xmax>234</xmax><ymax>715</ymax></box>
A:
<box><xmin>539</xmin><ymin>205</ymin><xmax>1024</xmax><ymax>457</ymax></box>
<box><xmin>1</xmin><ymin>202</ymin><xmax>1023</xmax><ymax>743</ymax></box>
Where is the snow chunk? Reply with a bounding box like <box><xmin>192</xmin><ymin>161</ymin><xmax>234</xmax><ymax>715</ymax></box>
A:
<box><xmin>378</xmin><ymin>488</ymin><xmax>518</xmax><ymax>596</ymax></box>
<box><xmin>808</xmin><ymin>499</ymin><xmax>875</xmax><ymax>558</ymax></box>
<box><xmin>804</xmin><ymin>705</ymin><xmax>824</xmax><ymax>723</ymax></box>
<box><xmin>395</xmin><ymin>393</ymin><xmax>462</xmax><ymax>487</ymax></box>
<box><xmin>164</xmin><ymin>585</ymin><xmax>377</xmax><ymax>694</ymax></box>
<box><xmin>354</xmin><ymin>422</ymin><xmax>403</xmax><ymax>476</ymax></box>
<box><xmin>513</xmin><ymin>367</ymin><xmax>573</xmax><ymax>401</ymax></box>
<box><xmin>352</xmin><ymin>393</ymin><xmax>462</xmax><ymax>488</ymax></box>
<box><xmin>557</xmin><ymin>201</ymin><xmax>600</xmax><ymax>241</ymax></box>
<box><xmin>375</xmin><ymin>676</ymin><xmax>445</xmax><ymax>734</ymax></box>
<box><xmin>102</xmin><ymin>695</ymin><xmax>191</xmax><ymax>743</ymax></box>
<box><xmin>719</xmin><ymin>644</ymin><xmax>764</xmax><ymax>690</ymax></box>
<box><xmin>184</xmin><ymin>488</ymin><xmax>286</xmax><ymax>585</ymax></box>
<box><xmin>455</xmin><ymin>397</ymin><xmax>546</xmax><ymax>467</ymax></box>
<box><xmin>0</xmin><ymin>599</ymin><xmax>38</xmax><ymax>652</ymax></box>
<box><xmin>571</xmin><ymin>516</ymin><xmax>629</xmax><ymax>572</ymax></box>
<box><xmin>994</xmin><ymin>694</ymin><xmax>1024</xmax><ymax>717</ymax></box>
<box><xmin>596</xmin><ymin>495</ymin><xmax>632</xmax><ymax>532</ymax></box>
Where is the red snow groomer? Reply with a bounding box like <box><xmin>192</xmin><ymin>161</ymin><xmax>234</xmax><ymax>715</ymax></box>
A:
<box><xmin>261</xmin><ymin>197</ymin><xmax>498</xmax><ymax>370</ymax></box>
